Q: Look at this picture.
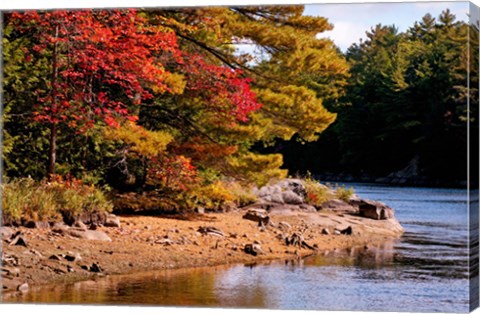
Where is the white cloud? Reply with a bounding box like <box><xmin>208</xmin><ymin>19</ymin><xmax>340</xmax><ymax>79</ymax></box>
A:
<box><xmin>317</xmin><ymin>21</ymin><xmax>370</xmax><ymax>51</ymax></box>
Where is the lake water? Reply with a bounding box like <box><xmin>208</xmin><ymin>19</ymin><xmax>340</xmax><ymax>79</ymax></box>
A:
<box><xmin>4</xmin><ymin>184</ymin><xmax>472</xmax><ymax>312</ymax></box>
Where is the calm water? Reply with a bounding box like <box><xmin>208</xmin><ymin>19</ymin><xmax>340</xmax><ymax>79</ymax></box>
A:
<box><xmin>4</xmin><ymin>184</ymin><xmax>471</xmax><ymax>312</ymax></box>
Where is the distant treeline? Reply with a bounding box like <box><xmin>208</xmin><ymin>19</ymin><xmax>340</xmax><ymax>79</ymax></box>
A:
<box><xmin>263</xmin><ymin>10</ymin><xmax>479</xmax><ymax>186</ymax></box>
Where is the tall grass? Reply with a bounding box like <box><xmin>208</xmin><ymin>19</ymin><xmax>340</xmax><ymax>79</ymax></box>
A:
<box><xmin>2</xmin><ymin>177</ymin><xmax>113</xmax><ymax>223</ymax></box>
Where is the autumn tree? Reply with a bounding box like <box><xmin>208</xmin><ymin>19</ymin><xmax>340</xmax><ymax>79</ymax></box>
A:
<box><xmin>140</xmin><ymin>6</ymin><xmax>349</xmax><ymax>184</ymax></box>
<box><xmin>3</xmin><ymin>9</ymin><xmax>184</xmax><ymax>176</ymax></box>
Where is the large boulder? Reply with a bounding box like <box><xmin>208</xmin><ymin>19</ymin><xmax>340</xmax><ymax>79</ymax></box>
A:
<box><xmin>255</xmin><ymin>179</ymin><xmax>306</xmax><ymax>204</ymax></box>
<box><xmin>358</xmin><ymin>200</ymin><xmax>394</xmax><ymax>220</ymax></box>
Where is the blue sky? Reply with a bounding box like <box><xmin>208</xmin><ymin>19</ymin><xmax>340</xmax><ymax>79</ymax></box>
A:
<box><xmin>306</xmin><ymin>1</ymin><xmax>470</xmax><ymax>51</ymax></box>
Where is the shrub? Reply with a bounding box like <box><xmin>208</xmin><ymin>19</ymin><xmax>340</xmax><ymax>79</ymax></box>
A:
<box><xmin>303</xmin><ymin>177</ymin><xmax>333</xmax><ymax>206</ymax></box>
<box><xmin>335</xmin><ymin>185</ymin><xmax>355</xmax><ymax>202</ymax></box>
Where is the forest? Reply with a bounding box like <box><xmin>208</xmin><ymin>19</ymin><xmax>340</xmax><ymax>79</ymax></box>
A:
<box><xmin>1</xmin><ymin>6</ymin><xmax>478</xmax><ymax>223</ymax></box>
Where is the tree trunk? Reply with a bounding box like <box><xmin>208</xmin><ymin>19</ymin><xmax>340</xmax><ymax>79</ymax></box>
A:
<box><xmin>47</xmin><ymin>25</ymin><xmax>59</xmax><ymax>177</ymax></box>
<box><xmin>47</xmin><ymin>123</ymin><xmax>57</xmax><ymax>176</ymax></box>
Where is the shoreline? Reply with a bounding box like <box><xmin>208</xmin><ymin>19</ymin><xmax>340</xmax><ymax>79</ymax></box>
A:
<box><xmin>1</xmin><ymin>208</ymin><xmax>403</xmax><ymax>301</ymax></box>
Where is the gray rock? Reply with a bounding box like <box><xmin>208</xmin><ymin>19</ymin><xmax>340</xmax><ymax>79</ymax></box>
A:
<box><xmin>281</xmin><ymin>191</ymin><xmax>304</xmax><ymax>205</ymax></box>
<box><xmin>104</xmin><ymin>214</ymin><xmax>121</xmax><ymax>228</ymax></box>
<box><xmin>64</xmin><ymin>252</ymin><xmax>82</xmax><ymax>262</ymax></box>
<box><xmin>270</xmin><ymin>193</ymin><xmax>285</xmax><ymax>204</ymax></box>
<box><xmin>299</xmin><ymin>204</ymin><xmax>317</xmax><ymax>212</ymax></box>
<box><xmin>242</xmin><ymin>209</ymin><xmax>270</xmax><ymax>226</ymax></box>
<box><xmin>197</xmin><ymin>226</ymin><xmax>225</xmax><ymax>237</ymax></box>
<box><xmin>278</xmin><ymin>179</ymin><xmax>307</xmax><ymax>198</ymax></box>
<box><xmin>244</xmin><ymin>244</ymin><xmax>264</xmax><ymax>256</ymax></box>
<box><xmin>319</xmin><ymin>199</ymin><xmax>357</xmax><ymax>213</ymax></box>
<box><xmin>278</xmin><ymin>221</ymin><xmax>292</xmax><ymax>230</ymax></box>
<box><xmin>358</xmin><ymin>200</ymin><xmax>394</xmax><ymax>220</ymax></box>
<box><xmin>73</xmin><ymin>221</ymin><xmax>87</xmax><ymax>230</ymax></box>
<box><xmin>66</xmin><ymin>229</ymin><xmax>112</xmax><ymax>242</ymax></box>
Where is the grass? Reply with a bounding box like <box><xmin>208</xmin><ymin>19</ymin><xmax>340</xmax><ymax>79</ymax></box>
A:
<box><xmin>2</xmin><ymin>177</ymin><xmax>113</xmax><ymax>223</ymax></box>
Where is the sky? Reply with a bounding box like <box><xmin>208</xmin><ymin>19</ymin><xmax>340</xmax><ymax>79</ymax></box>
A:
<box><xmin>306</xmin><ymin>1</ymin><xmax>470</xmax><ymax>51</ymax></box>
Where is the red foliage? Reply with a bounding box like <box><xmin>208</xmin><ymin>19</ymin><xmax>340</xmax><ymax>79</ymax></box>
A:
<box><xmin>182</xmin><ymin>54</ymin><xmax>261</xmax><ymax>123</ymax></box>
<box><xmin>11</xmin><ymin>9</ymin><xmax>182</xmax><ymax>129</ymax></box>
<box><xmin>9</xmin><ymin>9</ymin><xmax>261</xmax><ymax>131</ymax></box>
<box><xmin>147</xmin><ymin>155</ymin><xmax>198</xmax><ymax>191</ymax></box>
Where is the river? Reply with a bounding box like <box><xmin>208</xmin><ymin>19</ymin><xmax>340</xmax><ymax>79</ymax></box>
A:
<box><xmin>4</xmin><ymin>184</ymin><xmax>472</xmax><ymax>312</ymax></box>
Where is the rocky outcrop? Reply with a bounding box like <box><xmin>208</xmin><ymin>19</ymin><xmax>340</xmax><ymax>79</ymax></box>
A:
<box><xmin>248</xmin><ymin>179</ymin><xmax>398</xmax><ymax>222</ymax></box>
<box><xmin>357</xmin><ymin>200</ymin><xmax>395</xmax><ymax>220</ymax></box>
<box><xmin>256</xmin><ymin>179</ymin><xmax>307</xmax><ymax>205</ymax></box>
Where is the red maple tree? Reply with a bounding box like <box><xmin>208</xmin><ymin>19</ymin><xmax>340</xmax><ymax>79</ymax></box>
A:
<box><xmin>10</xmin><ymin>9</ymin><xmax>261</xmax><ymax>176</ymax></box>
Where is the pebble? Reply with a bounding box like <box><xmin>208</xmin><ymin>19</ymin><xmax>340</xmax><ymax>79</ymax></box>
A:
<box><xmin>17</xmin><ymin>283</ymin><xmax>29</xmax><ymax>292</ymax></box>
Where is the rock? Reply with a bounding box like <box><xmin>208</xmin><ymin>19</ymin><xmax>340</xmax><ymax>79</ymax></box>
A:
<box><xmin>278</xmin><ymin>221</ymin><xmax>291</xmax><ymax>230</ymax></box>
<box><xmin>321</xmin><ymin>228</ymin><xmax>330</xmax><ymax>235</ymax></box>
<box><xmin>278</xmin><ymin>179</ymin><xmax>307</xmax><ymax>198</ymax></box>
<box><xmin>73</xmin><ymin>221</ymin><xmax>87</xmax><ymax>230</ymax></box>
<box><xmin>2</xmin><ymin>253</ymin><xmax>19</xmax><ymax>266</ymax></box>
<box><xmin>89</xmin><ymin>223</ymin><xmax>98</xmax><ymax>230</ymax></box>
<box><xmin>358</xmin><ymin>200</ymin><xmax>395</xmax><ymax>220</ymax></box>
<box><xmin>318</xmin><ymin>199</ymin><xmax>357</xmax><ymax>213</ymax></box>
<box><xmin>299</xmin><ymin>204</ymin><xmax>317</xmax><ymax>212</ymax></box>
<box><xmin>28</xmin><ymin>249</ymin><xmax>43</xmax><ymax>257</ymax></box>
<box><xmin>270</xmin><ymin>193</ymin><xmax>284</xmax><ymax>204</ymax></box>
<box><xmin>104</xmin><ymin>214</ymin><xmax>121</xmax><ymax>228</ymax></box>
<box><xmin>244</xmin><ymin>244</ymin><xmax>264</xmax><ymax>256</ymax></box>
<box><xmin>281</xmin><ymin>191</ymin><xmax>304</xmax><ymax>205</ymax></box>
<box><xmin>9</xmin><ymin>233</ymin><xmax>27</xmax><ymax>247</ymax></box>
<box><xmin>49</xmin><ymin>254</ymin><xmax>62</xmax><ymax>261</ymax></box>
<box><xmin>74</xmin><ymin>212</ymin><xmax>108</xmax><ymax>227</ymax></box>
<box><xmin>285</xmin><ymin>232</ymin><xmax>315</xmax><ymax>250</ymax></box>
<box><xmin>242</xmin><ymin>209</ymin><xmax>270</xmax><ymax>226</ymax></box>
<box><xmin>0</xmin><ymin>227</ymin><xmax>14</xmax><ymax>240</ymax></box>
<box><xmin>89</xmin><ymin>263</ymin><xmax>102</xmax><ymax>273</ymax></box>
<box><xmin>195</xmin><ymin>207</ymin><xmax>205</xmax><ymax>214</ymax></box>
<box><xmin>66</xmin><ymin>229</ymin><xmax>112</xmax><ymax>242</ymax></box>
<box><xmin>80</xmin><ymin>265</ymin><xmax>90</xmax><ymax>271</ymax></box>
<box><xmin>2</xmin><ymin>267</ymin><xmax>20</xmax><ymax>277</ymax></box>
<box><xmin>17</xmin><ymin>283</ymin><xmax>29</xmax><ymax>292</ymax></box>
<box><xmin>64</xmin><ymin>252</ymin><xmax>82</xmax><ymax>262</ymax></box>
<box><xmin>335</xmin><ymin>226</ymin><xmax>353</xmax><ymax>235</ymax></box>
<box><xmin>155</xmin><ymin>238</ymin><xmax>174</xmax><ymax>246</ymax></box>
<box><xmin>197</xmin><ymin>226</ymin><xmax>225</xmax><ymax>237</ymax></box>
<box><xmin>52</xmin><ymin>223</ymin><xmax>69</xmax><ymax>234</ymax></box>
